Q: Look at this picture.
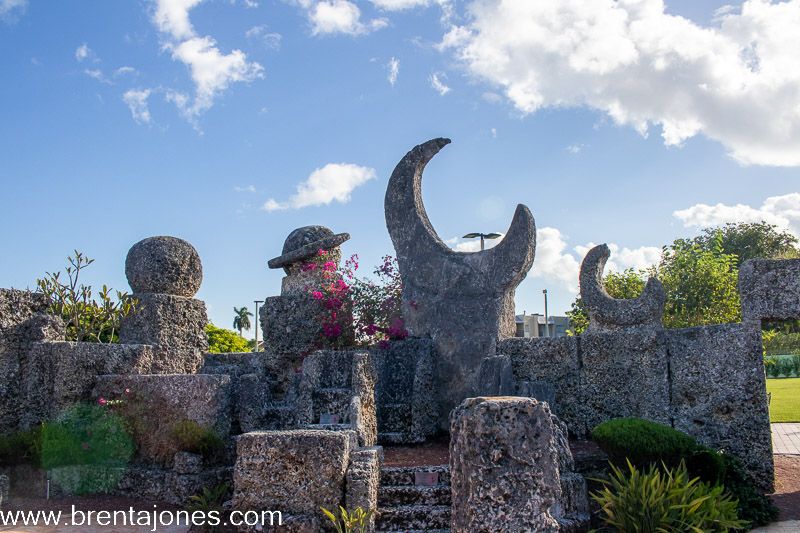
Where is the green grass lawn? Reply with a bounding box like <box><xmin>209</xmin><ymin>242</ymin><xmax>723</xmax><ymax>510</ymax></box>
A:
<box><xmin>767</xmin><ymin>377</ymin><xmax>800</xmax><ymax>422</ymax></box>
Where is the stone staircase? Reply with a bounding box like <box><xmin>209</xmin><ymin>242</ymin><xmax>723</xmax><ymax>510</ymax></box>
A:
<box><xmin>375</xmin><ymin>465</ymin><xmax>451</xmax><ymax>532</ymax></box>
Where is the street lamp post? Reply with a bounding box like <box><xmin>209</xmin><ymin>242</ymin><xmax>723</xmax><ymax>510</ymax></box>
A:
<box><xmin>253</xmin><ymin>300</ymin><xmax>263</xmax><ymax>352</ymax></box>
<box><xmin>462</xmin><ymin>232</ymin><xmax>502</xmax><ymax>251</ymax></box>
<box><xmin>542</xmin><ymin>289</ymin><xmax>549</xmax><ymax>338</ymax></box>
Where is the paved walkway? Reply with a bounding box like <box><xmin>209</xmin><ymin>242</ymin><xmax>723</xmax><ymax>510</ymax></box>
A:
<box><xmin>773</xmin><ymin>423</ymin><xmax>800</xmax><ymax>455</ymax></box>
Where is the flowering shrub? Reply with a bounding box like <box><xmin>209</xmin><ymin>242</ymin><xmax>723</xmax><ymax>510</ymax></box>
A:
<box><xmin>297</xmin><ymin>251</ymin><xmax>409</xmax><ymax>349</ymax></box>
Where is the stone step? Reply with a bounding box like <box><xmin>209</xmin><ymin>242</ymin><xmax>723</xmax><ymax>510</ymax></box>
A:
<box><xmin>379</xmin><ymin>485</ymin><xmax>451</xmax><ymax>506</ymax></box>
<box><xmin>305</xmin><ymin>423</ymin><xmax>352</xmax><ymax>431</ymax></box>
<box><xmin>380</xmin><ymin>466</ymin><xmax>450</xmax><ymax>487</ymax></box>
<box><xmin>375</xmin><ymin>505</ymin><xmax>451</xmax><ymax>531</ymax></box>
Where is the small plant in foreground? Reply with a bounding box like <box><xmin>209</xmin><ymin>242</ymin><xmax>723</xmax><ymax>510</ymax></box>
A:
<box><xmin>591</xmin><ymin>460</ymin><xmax>746</xmax><ymax>532</ymax></box>
<box><xmin>37</xmin><ymin>250</ymin><xmax>136</xmax><ymax>342</ymax></box>
<box><xmin>320</xmin><ymin>506</ymin><xmax>373</xmax><ymax>533</ymax></box>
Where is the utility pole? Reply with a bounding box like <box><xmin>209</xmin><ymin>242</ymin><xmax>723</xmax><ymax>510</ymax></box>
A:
<box><xmin>462</xmin><ymin>232</ymin><xmax>502</xmax><ymax>251</ymax></box>
<box><xmin>253</xmin><ymin>300</ymin><xmax>263</xmax><ymax>352</ymax></box>
<box><xmin>542</xmin><ymin>289</ymin><xmax>550</xmax><ymax>338</ymax></box>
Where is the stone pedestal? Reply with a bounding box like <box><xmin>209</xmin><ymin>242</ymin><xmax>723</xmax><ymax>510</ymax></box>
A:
<box><xmin>232</xmin><ymin>430</ymin><xmax>353</xmax><ymax>525</ymax></box>
<box><xmin>450</xmin><ymin>397</ymin><xmax>563</xmax><ymax>533</ymax></box>
<box><xmin>120</xmin><ymin>293</ymin><xmax>207</xmax><ymax>373</ymax></box>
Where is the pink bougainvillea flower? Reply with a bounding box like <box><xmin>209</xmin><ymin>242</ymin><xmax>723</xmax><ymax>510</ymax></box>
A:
<box><xmin>363</xmin><ymin>323</ymin><xmax>378</xmax><ymax>336</ymax></box>
<box><xmin>124</xmin><ymin>388</ymin><xmax>131</xmax><ymax>394</ymax></box>
<box><xmin>323</xmin><ymin>261</ymin><xmax>336</xmax><ymax>272</ymax></box>
<box><xmin>312</xmin><ymin>291</ymin><xmax>324</xmax><ymax>300</ymax></box>
<box><xmin>97</xmin><ymin>397</ymin><xmax>107</xmax><ymax>406</ymax></box>
<box><xmin>318</xmin><ymin>249</ymin><xmax>328</xmax><ymax>256</ymax></box>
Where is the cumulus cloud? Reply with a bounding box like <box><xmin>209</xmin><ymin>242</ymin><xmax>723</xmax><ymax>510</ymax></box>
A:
<box><xmin>234</xmin><ymin>185</ymin><xmax>256</xmax><ymax>193</ymax></box>
<box><xmin>150</xmin><ymin>0</ymin><xmax>263</xmax><ymax>123</ymax></box>
<box><xmin>123</xmin><ymin>89</ymin><xmax>152</xmax><ymax>124</ymax></box>
<box><xmin>264</xmin><ymin>163</ymin><xmax>376</xmax><ymax>211</ymax></box>
<box><xmin>440</xmin><ymin>0</ymin><xmax>800</xmax><ymax>166</ymax></box>
<box><xmin>0</xmin><ymin>0</ymin><xmax>26</xmax><ymax>21</ymax></box>
<box><xmin>529</xmin><ymin>227</ymin><xmax>582</xmax><ymax>293</ymax></box>
<box><xmin>387</xmin><ymin>57</ymin><xmax>399</xmax><ymax>86</ymax></box>
<box><xmin>84</xmin><ymin>69</ymin><xmax>112</xmax><ymax>84</ymax></box>
<box><xmin>673</xmin><ymin>192</ymin><xmax>800</xmax><ymax>236</ymax></box>
<box><xmin>305</xmin><ymin>0</ymin><xmax>388</xmax><ymax>36</ymax></box>
<box><xmin>574</xmin><ymin>242</ymin><xmax>662</xmax><ymax>274</ymax></box>
<box><xmin>245</xmin><ymin>25</ymin><xmax>282</xmax><ymax>49</ymax></box>
<box><xmin>429</xmin><ymin>72</ymin><xmax>450</xmax><ymax>95</ymax></box>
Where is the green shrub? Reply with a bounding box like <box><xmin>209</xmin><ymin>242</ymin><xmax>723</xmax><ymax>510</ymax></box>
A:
<box><xmin>172</xmin><ymin>420</ymin><xmax>224</xmax><ymax>462</ymax></box>
<box><xmin>591</xmin><ymin>460</ymin><xmax>746</xmax><ymax>532</ymax></box>
<box><xmin>40</xmin><ymin>404</ymin><xmax>134</xmax><ymax>470</ymax></box>
<box><xmin>0</xmin><ymin>427</ymin><xmax>42</xmax><ymax>466</ymax></box>
<box><xmin>591</xmin><ymin>418</ymin><xmax>778</xmax><ymax>527</ymax></box>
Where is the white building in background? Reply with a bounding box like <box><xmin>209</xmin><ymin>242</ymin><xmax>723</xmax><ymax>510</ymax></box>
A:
<box><xmin>515</xmin><ymin>312</ymin><xmax>570</xmax><ymax>338</ymax></box>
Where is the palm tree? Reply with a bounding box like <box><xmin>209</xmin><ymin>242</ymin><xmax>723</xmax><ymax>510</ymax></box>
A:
<box><xmin>233</xmin><ymin>306</ymin><xmax>253</xmax><ymax>337</ymax></box>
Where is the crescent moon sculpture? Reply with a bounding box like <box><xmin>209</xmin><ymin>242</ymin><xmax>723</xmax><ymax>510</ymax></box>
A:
<box><xmin>579</xmin><ymin>244</ymin><xmax>665</xmax><ymax>332</ymax></box>
<box><xmin>384</xmin><ymin>138</ymin><xmax>536</xmax><ymax>427</ymax></box>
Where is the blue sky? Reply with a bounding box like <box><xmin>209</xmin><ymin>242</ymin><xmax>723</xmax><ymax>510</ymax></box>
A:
<box><xmin>1</xmin><ymin>0</ymin><xmax>799</xmax><ymax>336</ymax></box>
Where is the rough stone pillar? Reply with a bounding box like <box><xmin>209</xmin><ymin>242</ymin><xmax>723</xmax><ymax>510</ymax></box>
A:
<box><xmin>233</xmin><ymin>429</ymin><xmax>353</xmax><ymax>531</ymax></box>
<box><xmin>384</xmin><ymin>139</ymin><xmax>536</xmax><ymax>428</ymax></box>
<box><xmin>262</xmin><ymin>226</ymin><xmax>352</xmax><ymax>396</ymax></box>
<box><xmin>119</xmin><ymin>236</ymin><xmax>208</xmax><ymax>374</ymax></box>
<box><xmin>449</xmin><ymin>397</ymin><xmax>563</xmax><ymax>533</ymax></box>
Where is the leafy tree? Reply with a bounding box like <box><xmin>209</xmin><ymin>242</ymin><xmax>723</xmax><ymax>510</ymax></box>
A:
<box><xmin>691</xmin><ymin>221</ymin><xmax>798</xmax><ymax>266</ymax></box>
<box><xmin>232</xmin><ymin>306</ymin><xmax>253</xmax><ymax>337</ymax></box>
<box><xmin>658</xmin><ymin>236</ymin><xmax>740</xmax><ymax>328</ymax></box>
<box><xmin>206</xmin><ymin>323</ymin><xmax>250</xmax><ymax>353</ymax></box>
<box><xmin>566</xmin><ymin>269</ymin><xmax>648</xmax><ymax>335</ymax></box>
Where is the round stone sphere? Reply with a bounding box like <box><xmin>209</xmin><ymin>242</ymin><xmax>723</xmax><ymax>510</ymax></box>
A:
<box><xmin>125</xmin><ymin>236</ymin><xmax>202</xmax><ymax>297</ymax></box>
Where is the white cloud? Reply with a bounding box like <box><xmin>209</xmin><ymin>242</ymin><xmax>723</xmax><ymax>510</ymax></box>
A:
<box><xmin>566</xmin><ymin>143</ymin><xmax>586</xmax><ymax>154</ymax></box>
<box><xmin>441</xmin><ymin>0</ymin><xmax>800</xmax><ymax>166</ymax></box>
<box><xmin>308</xmin><ymin>0</ymin><xmax>388</xmax><ymax>36</ymax></box>
<box><xmin>264</xmin><ymin>163</ymin><xmax>376</xmax><ymax>211</ymax></box>
<box><xmin>75</xmin><ymin>43</ymin><xmax>92</xmax><ymax>62</ymax></box>
<box><xmin>429</xmin><ymin>72</ymin><xmax>450</xmax><ymax>95</ymax></box>
<box><xmin>490</xmin><ymin>127</ymin><xmax>497</xmax><ymax>138</ymax></box>
<box><xmin>574</xmin><ymin>242</ymin><xmax>662</xmax><ymax>274</ymax></box>
<box><xmin>84</xmin><ymin>69</ymin><xmax>112</xmax><ymax>84</ymax></box>
<box><xmin>0</xmin><ymin>0</ymin><xmax>26</xmax><ymax>21</ymax></box>
<box><xmin>371</xmin><ymin>0</ymin><xmax>429</xmax><ymax>10</ymax></box>
<box><xmin>245</xmin><ymin>25</ymin><xmax>282</xmax><ymax>49</ymax></box>
<box><xmin>673</xmin><ymin>193</ymin><xmax>800</xmax><ymax>236</ymax></box>
<box><xmin>123</xmin><ymin>89</ymin><xmax>152</xmax><ymax>124</ymax></box>
<box><xmin>151</xmin><ymin>0</ymin><xmax>263</xmax><ymax>122</ymax></box>
<box><xmin>530</xmin><ymin>227</ymin><xmax>581</xmax><ymax>293</ymax></box>
<box><xmin>234</xmin><ymin>185</ymin><xmax>256</xmax><ymax>193</ymax></box>
<box><xmin>387</xmin><ymin>57</ymin><xmax>399</xmax><ymax>86</ymax></box>
<box><xmin>115</xmin><ymin>66</ymin><xmax>138</xmax><ymax>76</ymax></box>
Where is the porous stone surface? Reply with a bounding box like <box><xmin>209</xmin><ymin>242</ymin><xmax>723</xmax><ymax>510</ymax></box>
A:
<box><xmin>173</xmin><ymin>451</ymin><xmax>203</xmax><ymax>474</ymax></box>
<box><xmin>372</xmin><ymin>338</ymin><xmax>437</xmax><ymax>443</ymax></box>
<box><xmin>580</xmin><ymin>244</ymin><xmax>665</xmax><ymax>332</ymax></box>
<box><xmin>667</xmin><ymin>322</ymin><xmax>774</xmax><ymax>492</ymax></box>
<box><xmin>232</xmin><ymin>430</ymin><xmax>352</xmax><ymax>516</ymax></box>
<box><xmin>739</xmin><ymin>258</ymin><xmax>800</xmax><ymax>322</ymax></box>
<box><xmin>94</xmin><ymin>374</ymin><xmax>232</xmax><ymax>464</ymax></box>
<box><xmin>345</xmin><ymin>447</ymin><xmax>381</xmax><ymax>531</ymax></box>
<box><xmin>0</xmin><ymin>289</ymin><xmax>63</xmax><ymax>434</ymax></box>
<box><xmin>202</xmin><ymin>352</ymin><xmax>271</xmax><ymax>433</ymax></box>
<box><xmin>125</xmin><ymin>236</ymin><xmax>202</xmax><ymax>297</ymax></box>
<box><xmin>267</xmin><ymin>225</ymin><xmax>349</xmax><ymax>273</ymax></box>
<box><xmin>298</xmin><ymin>350</ymin><xmax>377</xmax><ymax>446</ymax></box>
<box><xmin>476</xmin><ymin>355</ymin><xmax>515</xmax><ymax>396</ymax></box>
<box><xmin>0</xmin><ymin>473</ymin><xmax>8</xmax><ymax>507</ymax></box>
<box><xmin>498</xmin><ymin>336</ymin><xmax>581</xmax><ymax>428</ymax></box>
<box><xmin>385</xmin><ymin>138</ymin><xmax>536</xmax><ymax>428</ymax></box>
<box><xmin>20</xmin><ymin>341</ymin><xmax>153</xmax><ymax>429</ymax></box>
<box><xmin>579</xmin><ymin>328</ymin><xmax>670</xmax><ymax>436</ymax></box>
<box><xmin>261</xmin><ymin>295</ymin><xmax>323</xmax><ymax>393</ymax></box>
<box><xmin>450</xmin><ymin>397</ymin><xmax>563</xmax><ymax>533</ymax></box>
<box><xmin>119</xmin><ymin>292</ymin><xmax>207</xmax><ymax>374</ymax></box>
